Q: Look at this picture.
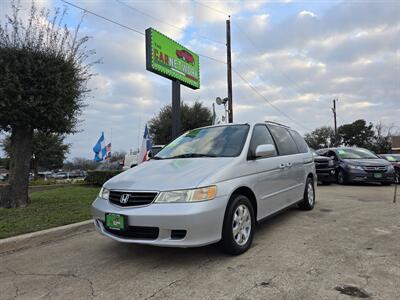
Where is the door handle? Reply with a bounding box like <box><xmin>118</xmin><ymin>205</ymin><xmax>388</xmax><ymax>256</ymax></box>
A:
<box><xmin>279</xmin><ymin>163</ymin><xmax>286</xmax><ymax>169</ymax></box>
<box><xmin>286</xmin><ymin>162</ymin><xmax>293</xmax><ymax>168</ymax></box>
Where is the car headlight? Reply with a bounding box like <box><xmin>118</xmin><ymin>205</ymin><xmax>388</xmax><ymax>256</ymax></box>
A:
<box><xmin>348</xmin><ymin>164</ymin><xmax>363</xmax><ymax>171</ymax></box>
<box><xmin>387</xmin><ymin>164</ymin><xmax>394</xmax><ymax>171</ymax></box>
<box><xmin>328</xmin><ymin>160</ymin><xmax>334</xmax><ymax>167</ymax></box>
<box><xmin>99</xmin><ymin>187</ymin><xmax>110</xmax><ymax>200</ymax></box>
<box><xmin>155</xmin><ymin>186</ymin><xmax>217</xmax><ymax>203</ymax></box>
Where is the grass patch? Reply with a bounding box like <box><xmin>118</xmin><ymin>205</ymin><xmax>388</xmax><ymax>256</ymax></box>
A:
<box><xmin>0</xmin><ymin>186</ymin><xmax>99</xmax><ymax>239</ymax></box>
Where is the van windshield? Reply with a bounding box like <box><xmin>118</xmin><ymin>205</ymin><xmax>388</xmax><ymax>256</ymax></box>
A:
<box><xmin>155</xmin><ymin>125</ymin><xmax>250</xmax><ymax>159</ymax></box>
<box><xmin>336</xmin><ymin>148</ymin><xmax>378</xmax><ymax>159</ymax></box>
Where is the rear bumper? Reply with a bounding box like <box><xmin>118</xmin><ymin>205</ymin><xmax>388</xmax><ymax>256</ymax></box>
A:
<box><xmin>91</xmin><ymin>196</ymin><xmax>228</xmax><ymax>247</ymax></box>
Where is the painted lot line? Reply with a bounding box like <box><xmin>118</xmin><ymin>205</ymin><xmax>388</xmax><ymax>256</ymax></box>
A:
<box><xmin>0</xmin><ymin>184</ymin><xmax>399</xmax><ymax>299</ymax></box>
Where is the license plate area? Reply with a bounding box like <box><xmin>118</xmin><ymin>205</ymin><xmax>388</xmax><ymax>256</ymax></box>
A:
<box><xmin>105</xmin><ymin>213</ymin><xmax>126</xmax><ymax>230</ymax></box>
<box><xmin>374</xmin><ymin>173</ymin><xmax>383</xmax><ymax>178</ymax></box>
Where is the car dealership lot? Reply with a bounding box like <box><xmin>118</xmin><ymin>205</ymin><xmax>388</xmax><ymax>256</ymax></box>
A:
<box><xmin>1</xmin><ymin>185</ymin><xmax>399</xmax><ymax>299</ymax></box>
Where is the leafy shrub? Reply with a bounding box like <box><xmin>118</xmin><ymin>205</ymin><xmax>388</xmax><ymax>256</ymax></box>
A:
<box><xmin>85</xmin><ymin>170</ymin><xmax>122</xmax><ymax>186</ymax></box>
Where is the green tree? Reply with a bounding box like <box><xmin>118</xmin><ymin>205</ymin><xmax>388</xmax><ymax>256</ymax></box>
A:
<box><xmin>148</xmin><ymin>101</ymin><xmax>213</xmax><ymax>145</ymax></box>
<box><xmin>338</xmin><ymin>119</ymin><xmax>374</xmax><ymax>148</ymax></box>
<box><xmin>0</xmin><ymin>2</ymin><xmax>95</xmax><ymax>207</ymax></box>
<box><xmin>370</xmin><ymin>122</ymin><xmax>393</xmax><ymax>154</ymax></box>
<box><xmin>2</xmin><ymin>132</ymin><xmax>70</xmax><ymax>175</ymax></box>
<box><xmin>304</xmin><ymin>126</ymin><xmax>336</xmax><ymax>149</ymax></box>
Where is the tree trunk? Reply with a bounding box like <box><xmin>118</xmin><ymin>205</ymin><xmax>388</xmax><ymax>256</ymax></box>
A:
<box><xmin>1</xmin><ymin>126</ymin><xmax>34</xmax><ymax>208</ymax></box>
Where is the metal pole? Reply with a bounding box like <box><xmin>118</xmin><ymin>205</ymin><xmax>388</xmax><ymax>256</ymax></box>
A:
<box><xmin>394</xmin><ymin>179</ymin><xmax>398</xmax><ymax>203</ymax></box>
<box><xmin>172</xmin><ymin>80</ymin><xmax>181</xmax><ymax>140</ymax></box>
<box><xmin>332</xmin><ymin>99</ymin><xmax>337</xmax><ymax>146</ymax></box>
<box><xmin>226</xmin><ymin>17</ymin><xmax>233</xmax><ymax>123</ymax></box>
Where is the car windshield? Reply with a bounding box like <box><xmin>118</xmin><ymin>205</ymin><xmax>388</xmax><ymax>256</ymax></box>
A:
<box><xmin>155</xmin><ymin>125</ymin><xmax>249</xmax><ymax>159</ymax></box>
<box><xmin>336</xmin><ymin>148</ymin><xmax>378</xmax><ymax>159</ymax></box>
<box><xmin>382</xmin><ymin>154</ymin><xmax>400</xmax><ymax>162</ymax></box>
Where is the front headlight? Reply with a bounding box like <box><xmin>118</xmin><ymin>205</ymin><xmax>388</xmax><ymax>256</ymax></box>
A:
<box><xmin>387</xmin><ymin>164</ymin><xmax>394</xmax><ymax>171</ymax></box>
<box><xmin>99</xmin><ymin>187</ymin><xmax>110</xmax><ymax>200</ymax></box>
<box><xmin>348</xmin><ymin>164</ymin><xmax>363</xmax><ymax>171</ymax></box>
<box><xmin>155</xmin><ymin>186</ymin><xmax>217</xmax><ymax>203</ymax></box>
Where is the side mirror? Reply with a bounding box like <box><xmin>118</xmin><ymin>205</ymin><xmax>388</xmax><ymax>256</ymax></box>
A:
<box><xmin>148</xmin><ymin>151</ymin><xmax>153</xmax><ymax>159</ymax></box>
<box><xmin>330</xmin><ymin>156</ymin><xmax>336</xmax><ymax>160</ymax></box>
<box><xmin>255</xmin><ymin>144</ymin><xmax>276</xmax><ymax>159</ymax></box>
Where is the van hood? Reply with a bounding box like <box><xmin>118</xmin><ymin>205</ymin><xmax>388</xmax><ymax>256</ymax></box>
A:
<box><xmin>342</xmin><ymin>158</ymin><xmax>391</xmax><ymax>166</ymax></box>
<box><xmin>104</xmin><ymin>157</ymin><xmax>234</xmax><ymax>191</ymax></box>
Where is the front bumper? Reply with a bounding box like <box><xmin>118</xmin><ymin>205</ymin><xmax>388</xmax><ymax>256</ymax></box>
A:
<box><xmin>316</xmin><ymin>168</ymin><xmax>335</xmax><ymax>182</ymax></box>
<box><xmin>346</xmin><ymin>169</ymin><xmax>395</xmax><ymax>183</ymax></box>
<box><xmin>91</xmin><ymin>195</ymin><xmax>228</xmax><ymax>247</ymax></box>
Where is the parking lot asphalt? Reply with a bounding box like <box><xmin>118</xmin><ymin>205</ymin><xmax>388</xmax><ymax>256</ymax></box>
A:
<box><xmin>0</xmin><ymin>184</ymin><xmax>399</xmax><ymax>300</ymax></box>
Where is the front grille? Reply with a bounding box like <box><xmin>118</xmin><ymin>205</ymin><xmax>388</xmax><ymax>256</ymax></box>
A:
<box><xmin>363</xmin><ymin>166</ymin><xmax>387</xmax><ymax>173</ymax></box>
<box><xmin>109</xmin><ymin>191</ymin><xmax>158</xmax><ymax>207</ymax></box>
<box><xmin>315</xmin><ymin>161</ymin><xmax>329</xmax><ymax>169</ymax></box>
<box><xmin>104</xmin><ymin>224</ymin><xmax>159</xmax><ymax>240</ymax></box>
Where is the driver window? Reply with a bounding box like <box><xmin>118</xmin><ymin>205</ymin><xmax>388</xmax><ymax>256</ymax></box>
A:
<box><xmin>248</xmin><ymin>125</ymin><xmax>277</xmax><ymax>158</ymax></box>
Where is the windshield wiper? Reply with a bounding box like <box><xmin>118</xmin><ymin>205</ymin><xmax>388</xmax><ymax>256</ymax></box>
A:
<box><xmin>166</xmin><ymin>153</ymin><xmax>217</xmax><ymax>159</ymax></box>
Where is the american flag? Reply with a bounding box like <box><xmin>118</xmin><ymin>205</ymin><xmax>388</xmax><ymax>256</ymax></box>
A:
<box><xmin>105</xmin><ymin>143</ymin><xmax>112</xmax><ymax>159</ymax></box>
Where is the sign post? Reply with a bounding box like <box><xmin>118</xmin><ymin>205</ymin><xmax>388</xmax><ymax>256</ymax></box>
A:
<box><xmin>172</xmin><ymin>80</ymin><xmax>181</xmax><ymax>138</ymax></box>
<box><xmin>145</xmin><ymin>28</ymin><xmax>200</xmax><ymax>139</ymax></box>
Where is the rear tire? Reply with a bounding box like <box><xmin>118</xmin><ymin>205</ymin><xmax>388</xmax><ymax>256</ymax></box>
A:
<box><xmin>221</xmin><ymin>194</ymin><xmax>255</xmax><ymax>255</ymax></box>
<box><xmin>298</xmin><ymin>177</ymin><xmax>315</xmax><ymax>211</ymax></box>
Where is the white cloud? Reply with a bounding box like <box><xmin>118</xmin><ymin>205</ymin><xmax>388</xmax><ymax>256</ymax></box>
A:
<box><xmin>298</xmin><ymin>10</ymin><xmax>316</xmax><ymax>18</ymax></box>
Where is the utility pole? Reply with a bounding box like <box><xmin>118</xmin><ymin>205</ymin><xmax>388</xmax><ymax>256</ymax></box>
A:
<box><xmin>332</xmin><ymin>99</ymin><xmax>338</xmax><ymax>146</ymax></box>
<box><xmin>226</xmin><ymin>16</ymin><xmax>233</xmax><ymax>123</ymax></box>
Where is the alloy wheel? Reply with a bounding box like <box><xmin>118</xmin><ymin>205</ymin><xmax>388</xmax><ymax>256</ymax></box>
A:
<box><xmin>232</xmin><ymin>204</ymin><xmax>251</xmax><ymax>246</ymax></box>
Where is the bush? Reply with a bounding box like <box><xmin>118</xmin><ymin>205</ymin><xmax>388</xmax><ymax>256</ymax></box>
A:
<box><xmin>85</xmin><ymin>170</ymin><xmax>122</xmax><ymax>186</ymax></box>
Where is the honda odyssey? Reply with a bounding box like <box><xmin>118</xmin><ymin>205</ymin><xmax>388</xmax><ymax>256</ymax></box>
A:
<box><xmin>92</xmin><ymin>122</ymin><xmax>316</xmax><ymax>254</ymax></box>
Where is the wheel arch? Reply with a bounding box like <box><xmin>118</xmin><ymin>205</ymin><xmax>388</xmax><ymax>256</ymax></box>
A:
<box><xmin>226</xmin><ymin>186</ymin><xmax>258</xmax><ymax>221</ymax></box>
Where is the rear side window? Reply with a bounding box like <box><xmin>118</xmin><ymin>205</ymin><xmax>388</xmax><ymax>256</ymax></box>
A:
<box><xmin>248</xmin><ymin>125</ymin><xmax>277</xmax><ymax>158</ymax></box>
<box><xmin>268</xmin><ymin>125</ymin><xmax>299</xmax><ymax>155</ymax></box>
<box><xmin>289</xmin><ymin>130</ymin><xmax>309</xmax><ymax>153</ymax></box>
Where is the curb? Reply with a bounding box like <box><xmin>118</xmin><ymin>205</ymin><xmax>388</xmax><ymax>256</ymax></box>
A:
<box><xmin>0</xmin><ymin>220</ymin><xmax>94</xmax><ymax>255</ymax></box>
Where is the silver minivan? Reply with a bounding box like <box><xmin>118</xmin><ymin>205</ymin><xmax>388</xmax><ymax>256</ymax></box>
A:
<box><xmin>92</xmin><ymin>122</ymin><xmax>316</xmax><ymax>254</ymax></box>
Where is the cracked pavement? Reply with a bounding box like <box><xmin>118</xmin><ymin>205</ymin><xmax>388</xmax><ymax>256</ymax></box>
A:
<box><xmin>0</xmin><ymin>185</ymin><xmax>399</xmax><ymax>299</ymax></box>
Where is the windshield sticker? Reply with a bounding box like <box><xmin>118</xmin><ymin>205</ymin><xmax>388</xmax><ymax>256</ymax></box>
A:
<box><xmin>338</xmin><ymin>149</ymin><xmax>347</xmax><ymax>155</ymax></box>
<box><xmin>186</xmin><ymin>129</ymin><xmax>201</xmax><ymax>138</ymax></box>
<box><xmin>386</xmin><ymin>156</ymin><xmax>396</xmax><ymax>161</ymax></box>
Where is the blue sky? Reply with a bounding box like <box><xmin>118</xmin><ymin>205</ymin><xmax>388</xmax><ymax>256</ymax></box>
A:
<box><xmin>1</xmin><ymin>0</ymin><xmax>399</xmax><ymax>160</ymax></box>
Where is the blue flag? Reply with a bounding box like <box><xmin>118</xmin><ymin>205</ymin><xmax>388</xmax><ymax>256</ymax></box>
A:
<box><xmin>93</xmin><ymin>132</ymin><xmax>106</xmax><ymax>162</ymax></box>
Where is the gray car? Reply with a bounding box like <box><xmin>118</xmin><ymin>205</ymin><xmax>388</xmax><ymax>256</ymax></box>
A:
<box><xmin>92</xmin><ymin>122</ymin><xmax>316</xmax><ymax>254</ymax></box>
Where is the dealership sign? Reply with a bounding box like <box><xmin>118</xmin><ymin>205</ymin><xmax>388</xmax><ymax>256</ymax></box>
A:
<box><xmin>145</xmin><ymin>28</ymin><xmax>200</xmax><ymax>89</ymax></box>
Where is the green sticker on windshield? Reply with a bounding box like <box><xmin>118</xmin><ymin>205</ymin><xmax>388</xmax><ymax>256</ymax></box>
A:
<box><xmin>338</xmin><ymin>149</ymin><xmax>346</xmax><ymax>155</ymax></box>
<box><xmin>186</xmin><ymin>129</ymin><xmax>201</xmax><ymax>138</ymax></box>
<box><xmin>386</xmin><ymin>156</ymin><xmax>396</xmax><ymax>161</ymax></box>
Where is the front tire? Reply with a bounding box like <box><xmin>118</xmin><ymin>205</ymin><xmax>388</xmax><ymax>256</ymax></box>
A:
<box><xmin>337</xmin><ymin>169</ymin><xmax>347</xmax><ymax>185</ymax></box>
<box><xmin>298</xmin><ymin>177</ymin><xmax>315</xmax><ymax>210</ymax></box>
<box><xmin>221</xmin><ymin>194</ymin><xmax>255</xmax><ymax>255</ymax></box>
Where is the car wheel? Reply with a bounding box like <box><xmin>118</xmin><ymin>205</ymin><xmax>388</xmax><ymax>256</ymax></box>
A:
<box><xmin>337</xmin><ymin>169</ymin><xmax>347</xmax><ymax>185</ymax></box>
<box><xmin>298</xmin><ymin>177</ymin><xmax>315</xmax><ymax>211</ymax></box>
<box><xmin>221</xmin><ymin>194</ymin><xmax>255</xmax><ymax>255</ymax></box>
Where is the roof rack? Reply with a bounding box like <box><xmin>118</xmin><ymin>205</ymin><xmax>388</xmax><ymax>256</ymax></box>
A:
<box><xmin>265</xmin><ymin>121</ymin><xmax>291</xmax><ymax>128</ymax></box>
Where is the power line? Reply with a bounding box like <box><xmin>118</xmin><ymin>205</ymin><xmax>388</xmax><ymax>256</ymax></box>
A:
<box><xmin>62</xmin><ymin>0</ymin><xmax>227</xmax><ymax>65</ymax></box>
<box><xmin>232</xmin><ymin>21</ymin><xmax>309</xmax><ymax>96</ymax></box>
<box><xmin>232</xmin><ymin>68</ymin><xmax>312</xmax><ymax>132</ymax></box>
<box><xmin>61</xmin><ymin>0</ymin><xmax>145</xmax><ymax>36</ymax></box>
<box><xmin>115</xmin><ymin>0</ymin><xmax>226</xmax><ymax>45</ymax></box>
<box><xmin>193</xmin><ymin>0</ymin><xmax>230</xmax><ymax>17</ymax></box>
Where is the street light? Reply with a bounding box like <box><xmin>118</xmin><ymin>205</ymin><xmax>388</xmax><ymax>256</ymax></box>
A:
<box><xmin>216</xmin><ymin>97</ymin><xmax>229</xmax><ymax>123</ymax></box>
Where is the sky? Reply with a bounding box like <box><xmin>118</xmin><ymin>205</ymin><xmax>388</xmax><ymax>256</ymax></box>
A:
<box><xmin>1</xmin><ymin>0</ymin><xmax>399</xmax><ymax>160</ymax></box>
